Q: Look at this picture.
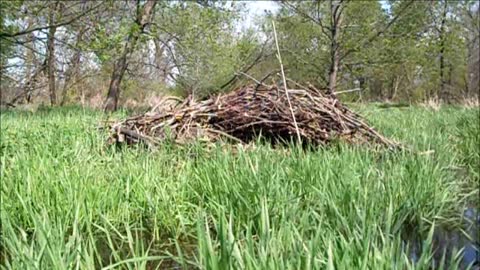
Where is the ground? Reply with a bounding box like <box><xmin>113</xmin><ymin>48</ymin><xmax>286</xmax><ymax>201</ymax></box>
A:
<box><xmin>0</xmin><ymin>105</ymin><xmax>478</xmax><ymax>269</ymax></box>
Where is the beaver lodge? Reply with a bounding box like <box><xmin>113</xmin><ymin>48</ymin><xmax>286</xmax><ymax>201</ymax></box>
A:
<box><xmin>107</xmin><ymin>82</ymin><xmax>398</xmax><ymax>149</ymax></box>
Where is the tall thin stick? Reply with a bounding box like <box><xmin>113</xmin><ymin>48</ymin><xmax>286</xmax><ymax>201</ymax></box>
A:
<box><xmin>272</xmin><ymin>21</ymin><xmax>301</xmax><ymax>144</ymax></box>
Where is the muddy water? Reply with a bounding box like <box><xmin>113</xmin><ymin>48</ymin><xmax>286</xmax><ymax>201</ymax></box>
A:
<box><xmin>404</xmin><ymin>207</ymin><xmax>479</xmax><ymax>269</ymax></box>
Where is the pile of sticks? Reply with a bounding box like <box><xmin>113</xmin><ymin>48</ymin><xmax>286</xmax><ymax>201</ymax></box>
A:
<box><xmin>107</xmin><ymin>83</ymin><xmax>398</xmax><ymax>148</ymax></box>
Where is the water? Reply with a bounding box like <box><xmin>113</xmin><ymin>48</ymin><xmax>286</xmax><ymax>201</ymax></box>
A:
<box><xmin>404</xmin><ymin>207</ymin><xmax>479</xmax><ymax>269</ymax></box>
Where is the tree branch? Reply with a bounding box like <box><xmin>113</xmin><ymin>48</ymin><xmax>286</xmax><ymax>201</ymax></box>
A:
<box><xmin>0</xmin><ymin>2</ymin><xmax>104</xmax><ymax>39</ymax></box>
<box><xmin>281</xmin><ymin>1</ymin><xmax>332</xmax><ymax>40</ymax></box>
<box><xmin>340</xmin><ymin>0</ymin><xmax>415</xmax><ymax>61</ymax></box>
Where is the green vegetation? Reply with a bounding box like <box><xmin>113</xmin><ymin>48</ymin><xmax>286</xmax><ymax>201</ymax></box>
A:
<box><xmin>2</xmin><ymin>1</ymin><xmax>478</xmax><ymax>109</ymax></box>
<box><xmin>1</xmin><ymin>106</ymin><xmax>478</xmax><ymax>269</ymax></box>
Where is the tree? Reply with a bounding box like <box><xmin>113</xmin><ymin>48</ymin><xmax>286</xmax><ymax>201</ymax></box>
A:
<box><xmin>103</xmin><ymin>0</ymin><xmax>157</xmax><ymax>112</ymax></box>
<box><xmin>1</xmin><ymin>1</ymin><xmax>105</xmax><ymax>106</ymax></box>
<box><xmin>60</xmin><ymin>26</ymin><xmax>86</xmax><ymax>105</ymax></box>
<box><xmin>279</xmin><ymin>0</ymin><xmax>414</xmax><ymax>95</ymax></box>
<box><xmin>149</xmin><ymin>1</ymin><xmax>253</xmax><ymax>98</ymax></box>
<box><xmin>1</xmin><ymin>0</ymin><xmax>476</xmax><ymax>107</ymax></box>
<box><xmin>460</xmin><ymin>0</ymin><xmax>479</xmax><ymax>98</ymax></box>
<box><xmin>327</xmin><ymin>0</ymin><xmax>344</xmax><ymax>94</ymax></box>
<box><xmin>46</xmin><ymin>1</ymin><xmax>59</xmax><ymax>105</ymax></box>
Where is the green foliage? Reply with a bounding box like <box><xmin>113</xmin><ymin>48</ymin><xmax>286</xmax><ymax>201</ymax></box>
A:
<box><xmin>2</xmin><ymin>0</ymin><xmax>476</xmax><ymax>106</ymax></box>
<box><xmin>267</xmin><ymin>0</ymin><xmax>477</xmax><ymax>102</ymax></box>
<box><xmin>1</xmin><ymin>106</ymin><xmax>477</xmax><ymax>268</ymax></box>
<box><xmin>0</xmin><ymin>1</ymin><xmax>23</xmax><ymax>34</ymax></box>
<box><xmin>88</xmin><ymin>11</ymin><xmax>133</xmax><ymax>64</ymax></box>
<box><xmin>153</xmin><ymin>2</ymin><xmax>256</xmax><ymax>98</ymax></box>
<box><xmin>272</xmin><ymin>2</ymin><xmax>331</xmax><ymax>85</ymax></box>
<box><xmin>0</xmin><ymin>1</ymin><xmax>23</xmax><ymax>64</ymax></box>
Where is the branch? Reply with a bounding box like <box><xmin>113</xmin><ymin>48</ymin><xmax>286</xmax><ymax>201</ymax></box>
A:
<box><xmin>335</xmin><ymin>88</ymin><xmax>361</xmax><ymax>94</ymax></box>
<box><xmin>3</xmin><ymin>38</ymin><xmax>46</xmax><ymax>57</ymax></box>
<box><xmin>149</xmin><ymin>23</ymin><xmax>184</xmax><ymax>46</ymax></box>
<box><xmin>0</xmin><ymin>2</ymin><xmax>104</xmax><ymax>39</ymax></box>
<box><xmin>219</xmin><ymin>38</ymin><xmax>270</xmax><ymax>90</ymax></box>
<box><xmin>153</xmin><ymin>38</ymin><xmax>182</xmax><ymax>77</ymax></box>
<box><xmin>272</xmin><ymin>20</ymin><xmax>301</xmax><ymax>144</ymax></box>
<box><xmin>340</xmin><ymin>0</ymin><xmax>415</xmax><ymax>61</ymax></box>
<box><xmin>281</xmin><ymin>1</ymin><xmax>331</xmax><ymax>40</ymax></box>
<box><xmin>332</xmin><ymin>0</ymin><xmax>346</xmax><ymax>26</ymax></box>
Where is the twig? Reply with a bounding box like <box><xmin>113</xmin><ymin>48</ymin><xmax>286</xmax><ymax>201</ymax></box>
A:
<box><xmin>272</xmin><ymin>21</ymin><xmax>301</xmax><ymax>144</ymax></box>
<box><xmin>279</xmin><ymin>75</ymin><xmax>315</xmax><ymax>94</ymax></box>
<box><xmin>335</xmin><ymin>88</ymin><xmax>361</xmax><ymax>94</ymax></box>
<box><xmin>205</xmin><ymin>128</ymin><xmax>243</xmax><ymax>143</ymax></box>
<box><xmin>236</xmin><ymin>72</ymin><xmax>268</xmax><ymax>87</ymax></box>
<box><xmin>149</xmin><ymin>96</ymin><xmax>183</xmax><ymax>113</ymax></box>
<box><xmin>254</xmin><ymin>70</ymin><xmax>279</xmax><ymax>94</ymax></box>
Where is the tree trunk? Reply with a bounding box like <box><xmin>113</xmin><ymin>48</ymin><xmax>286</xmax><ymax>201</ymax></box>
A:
<box><xmin>390</xmin><ymin>75</ymin><xmax>401</xmax><ymax>101</ymax></box>
<box><xmin>60</xmin><ymin>50</ymin><xmax>81</xmax><ymax>105</ymax></box>
<box><xmin>104</xmin><ymin>53</ymin><xmax>128</xmax><ymax>111</ymax></box>
<box><xmin>61</xmin><ymin>27</ymin><xmax>86</xmax><ymax>105</ymax></box>
<box><xmin>24</xmin><ymin>17</ymin><xmax>36</xmax><ymax>104</ymax></box>
<box><xmin>438</xmin><ymin>0</ymin><xmax>448</xmax><ymax>101</ymax></box>
<box><xmin>9</xmin><ymin>61</ymin><xmax>47</xmax><ymax>106</ymax></box>
<box><xmin>154</xmin><ymin>38</ymin><xmax>168</xmax><ymax>83</ymax></box>
<box><xmin>104</xmin><ymin>0</ymin><xmax>157</xmax><ymax>112</ymax></box>
<box><xmin>327</xmin><ymin>0</ymin><xmax>343</xmax><ymax>95</ymax></box>
<box><xmin>47</xmin><ymin>2</ymin><xmax>59</xmax><ymax>106</ymax></box>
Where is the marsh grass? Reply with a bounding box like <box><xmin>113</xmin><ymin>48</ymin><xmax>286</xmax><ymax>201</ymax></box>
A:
<box><xmin>1</xmin><ymin>106</ymin><xmax>478</xmax><ymax>269</ymax></box>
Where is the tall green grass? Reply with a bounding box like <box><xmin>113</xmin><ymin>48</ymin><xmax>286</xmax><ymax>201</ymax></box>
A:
<box><xmin>1</xmin><ymin>106</ymin><xmax>478</xmax><ymax>269</ymax></box>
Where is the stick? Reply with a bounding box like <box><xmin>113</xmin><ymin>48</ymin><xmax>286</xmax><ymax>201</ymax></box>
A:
<box><xmin>335</xmin><ymin>88</ymin><xmax>361</xmax><ymax>94</ymax></box>
<box><xmin>205</xmin><ymin>128</ymin><xmax>243</xmax><ymax>143</ymax></box>
<box><xmin>254</xmin><ymin>69</ymin><xmax>280</xmax><ymax>94</ymax></box>
<box><xmin>272</xmin><ymin>21</ymin><xmax>301</xmax><ymax>144</ymax></box>
<box><xmin>150</xmin><ymin>96</ymin><xmax>183</xmax><ymax>113</ymax></box>
<box><xmin>280</xmin><ymin>75</ymin><xmax>318</xmax><ymax>94</ymax></box>
<box><xmin>236</xmin><ymin>72</ymin><xmax>268</xmax><ymax>87</ymax></box>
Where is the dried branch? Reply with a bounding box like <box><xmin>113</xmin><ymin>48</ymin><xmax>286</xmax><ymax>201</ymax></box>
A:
<box><xmin>272</xmin><ymin>20</ymin><xmax>301</xmax><ymax>144</ymax></box>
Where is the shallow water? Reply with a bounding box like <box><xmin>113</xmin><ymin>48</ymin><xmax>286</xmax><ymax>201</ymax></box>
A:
<box><xmin>405</xmin><ymin>207</ymin><xmax>479</xmax><ymax>269</ymax></box>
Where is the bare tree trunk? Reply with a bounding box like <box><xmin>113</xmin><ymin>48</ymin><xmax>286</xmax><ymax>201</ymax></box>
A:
<box><xmin>24</xmin><ymin>17</ymin><xmax>36</xmax><ymax>104</ymax></box>
<box><xmin>104</xmin><ymin>0</ymin><xmax>157</xmax><ymax>112</ymax></box>
<box><xmin>390</xmin><ymin>75</ymin><xmax>401</xmax><ymax>101</ymax></box>
<box><xmin>327</xmin><ymin>0</ymin><xmax>343</xmax><ymax>95</ymax></box>
<box><xmin>47</xmin><ymin>2</ymin><xmax>59</xmax><ymax>106</ymax></box>
<box><xmin>9</xmin><ymin>60</ymin><xmax>47</xmax><ymax>106</ymax></box>
<box><xmin>61</xmin><ymin>27</ymin><xmax>86</xmax><ymax>105</ymax></box>
<box><xmin>465</xmin><ymin>32</ymin><xmax>472</xmax><ymax>98</ymax></box>
<box><xmin>104</xmin><ymin>52</ymin><xmax>128</xmax><ymax>111</ymax></box>
<box><xmin>438</xmin><ymin>0</ymin><xmax>448</xmax><ymax>101</ymax></box>
<box><xmin>154</xmin><ymin>38</ymin><xmax>168</xmax><ymax>83</ymax></box>
<box><xmin>60</xmin><ymin>50</ymin><xmax>81</xmax><ymax>105</ymax></box>
<box><xmin>447</xmin><ymin>63</ymin><xmax>453</xmax><ymax>86</ymax></box>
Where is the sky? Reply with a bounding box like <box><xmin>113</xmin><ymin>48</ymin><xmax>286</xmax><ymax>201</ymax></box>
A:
<box><xmin>246</xmin><ymin>1</ymin><xmax>279</xmax><ymax>17</ymax></box>
<box><xmin>241</xmin><ymin>1</ymin><xmax>279</xmax><ymax>30</ymax></box>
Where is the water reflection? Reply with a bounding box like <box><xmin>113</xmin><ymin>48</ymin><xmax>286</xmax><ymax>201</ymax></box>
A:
<box><xmin>404</xmin><ymin>207</ymin><xmax>479</xmax><ymax>269</ymax></box>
